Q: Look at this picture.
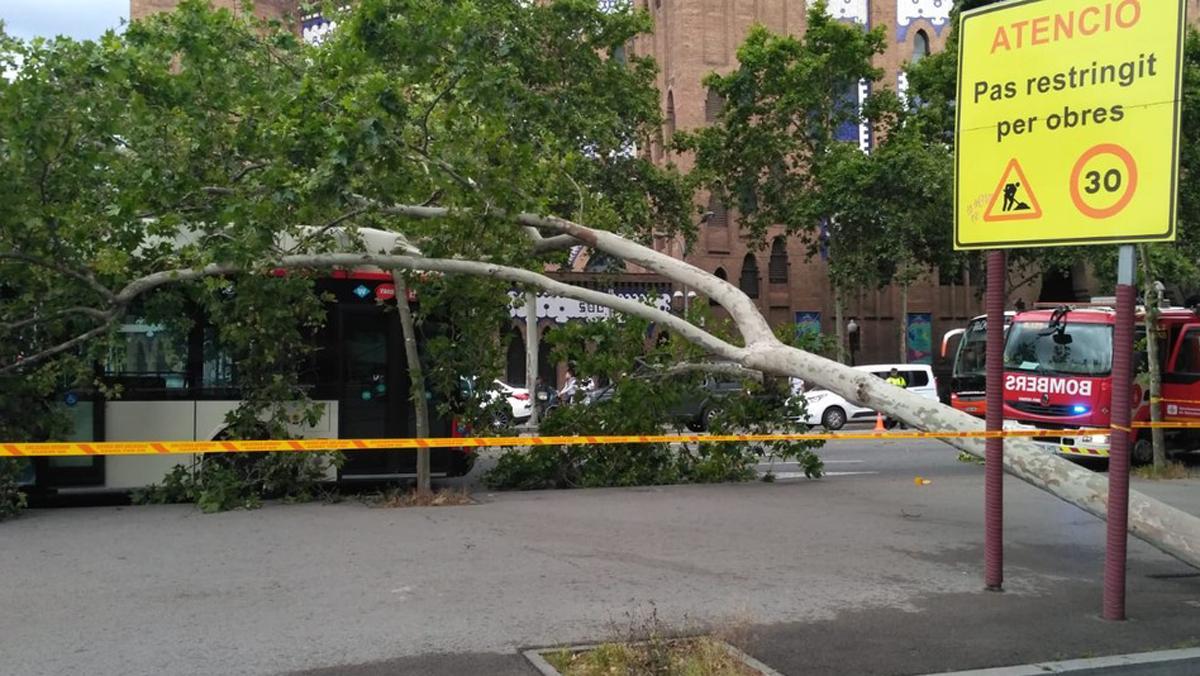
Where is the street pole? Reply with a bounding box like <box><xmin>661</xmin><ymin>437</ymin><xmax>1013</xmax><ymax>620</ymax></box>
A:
<box><xmin>984</xmin><ymin>250</ymin><xmax>1005</xmax><ymax>591</ymax></box>
<box><xmin>1104</xmin><ymin>245</ymin><xmax>1136</xmax><ymax>621</ymax></box>
<box><xmin>525</xmin><ymin>291</ymin><xmax>539</xmax><ymax>428</ymax></box>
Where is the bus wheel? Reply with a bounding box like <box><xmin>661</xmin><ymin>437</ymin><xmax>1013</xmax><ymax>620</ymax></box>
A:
<box><xmin>1132</xmin><ymin>435</ymin><xmax>1154</xmax><ymax>466</ymax></box>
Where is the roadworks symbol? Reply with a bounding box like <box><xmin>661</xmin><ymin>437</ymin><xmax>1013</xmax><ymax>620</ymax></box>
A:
<box><xmin>983</xmin><ymin>158</ymin><xmax>1042</xmax><ymax>222</ymax></box>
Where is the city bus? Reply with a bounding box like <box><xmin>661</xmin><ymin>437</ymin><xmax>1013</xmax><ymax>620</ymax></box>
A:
<box><xmin>1000</xmin><ymin>305</ymin><xmax>1200</xmax><ymax>463</ymax></box>
<box><xmin>23</xmin><ymin>237</ymin><xmax>475</xmax><ymax>494</ymax></box>
<box><xmin>940</xmin><ymin>312</ymin><xmax>1014</xmax><ymax>417</ymax></box>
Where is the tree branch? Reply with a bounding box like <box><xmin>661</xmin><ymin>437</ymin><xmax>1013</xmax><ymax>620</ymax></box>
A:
<box><xmin>0</xmin><ymin>319</ymin><xmax>118</xmax><ymax>374</ymax></box>
<box><xmin>406</xmin><ymin>145</ymin><xmax>478</xmax><ymax>192</ymax></box>
<box><xmin>418</xmin><ymin>72</ymin><xmax>465</xmax><ymax>154</ymax></box>
<box><xmin>230</xmin><ymin>161</ymin><xmax>269</xmax><ymax>183</ymax></box>
<box><xmin>513</xmin><ymin>212</ymin><xmax>774</xmax><ymax>345</ymax></box>
<box><xmin>527</xmin><ymin>228</ymin><xmax>580</xmax><ymax>253</ymax></box>
<box><xmin>285</xmin><ymin>208</ymin><xmax>373</xmax><ymax>254</ymax></box>
<box><xmin>351</xmin><ymin>199</ymin><xmax>771</xmax><ymax>344</ymax></box>
<box><xmin>651</xmin><ymin>361</ymin><xmax>764</xmax><ymax>383</ymax></box>
<box><xmin>1</xmin><ymin>306</ymin><xmax>112</xmax><ymax>332</ymax></box>
<box><xmin>0</xmin><ymin>252</ymin><xmax>117</xmax><ymax>302</ymax></box>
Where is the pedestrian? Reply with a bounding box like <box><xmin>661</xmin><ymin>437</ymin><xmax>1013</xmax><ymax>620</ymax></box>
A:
<box><xmin>559</xmin><ymin>366</ymin><xmax>579</xmax><ymax>404</ymax></box>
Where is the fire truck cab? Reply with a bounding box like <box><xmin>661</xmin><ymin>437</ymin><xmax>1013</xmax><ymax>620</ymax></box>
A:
<box><xmin>942</xmin><ymin>312</ymin><xmax>1015</xmax><ymax>417</ymax></box>
<box><xmin>1001</xmin><ymin>305</ymin><xmax>1200</xmax><ymax>463</ymax></box>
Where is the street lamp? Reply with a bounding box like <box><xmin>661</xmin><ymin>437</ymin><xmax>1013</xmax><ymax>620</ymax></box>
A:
<box><xmin>846</xmin><ymin>317</ymin><xmax>860</xmax><ymax>366</ymax></box>
<box><xmin>672</xmin><ymin>289</ymin><xmax>698</xmax><ymax>314</ymax></box>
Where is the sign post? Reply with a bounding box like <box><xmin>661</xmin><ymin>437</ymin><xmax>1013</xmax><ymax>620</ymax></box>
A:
<box><xmin>984</xmin><ymin>250</ymin><xmax>1005</xmax><ymax>592</ymax></box>
<box><xmin>955</xmin><ymin>0</ymin><xmax>1186</xmax><ymax>613</ymax></box>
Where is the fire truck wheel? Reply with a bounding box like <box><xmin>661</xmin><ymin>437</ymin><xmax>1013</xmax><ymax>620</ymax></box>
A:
<box><xmin>1132</xmin><ymin>435</ymin><xmax>1154</xmax><ymax>466</ymax></box>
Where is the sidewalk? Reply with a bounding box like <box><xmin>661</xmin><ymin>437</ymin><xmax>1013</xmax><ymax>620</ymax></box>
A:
<box><xmin>2</xmin><ymin>454</ymin><xmax>1198</xmax><ymax>676</ymax></box>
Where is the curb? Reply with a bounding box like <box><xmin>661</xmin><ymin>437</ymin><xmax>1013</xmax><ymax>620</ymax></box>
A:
<box><xmin>522</xmin><ymin>639</ymin><xmax>784</xmax><ymax>676</ymax></box>
<box><xmin>930</xmin><ymin>646</ymin><xmax>1200</xmax><ymax>675</ymax></box>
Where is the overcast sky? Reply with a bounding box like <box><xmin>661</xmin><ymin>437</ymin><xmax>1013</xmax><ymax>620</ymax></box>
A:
<box><xmin>1</xmin><ymin>0</ymin><xmax>127</xmax><ymax>41</ymax></box>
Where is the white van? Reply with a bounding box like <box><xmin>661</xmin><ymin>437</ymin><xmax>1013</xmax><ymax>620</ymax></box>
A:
<box><xmin>795</xmin><ymin>363</ymin><xmax>939</xmax><ymax>430</ymax></box>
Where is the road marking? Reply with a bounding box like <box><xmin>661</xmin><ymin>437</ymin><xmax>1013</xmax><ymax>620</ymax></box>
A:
<box><xmin>766</xmin><ymin>470</ymin><xmax>879</xmax><ymax>479</ymax></box>
<box><xmin>756</xmin><ymin>459</ymin><xmax>863</xmax><ymax>467</ymax></box>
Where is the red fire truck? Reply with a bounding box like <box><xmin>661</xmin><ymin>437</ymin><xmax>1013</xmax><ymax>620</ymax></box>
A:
<box><xmin>941</xmin><ymin>312</ymin><xmax>1014</xmax><ymax>417</ymax></box>
<box><xmin>1001</xmin><ymin>304</ymin><xmax>1200</xmax><ymax>463</ymax></box>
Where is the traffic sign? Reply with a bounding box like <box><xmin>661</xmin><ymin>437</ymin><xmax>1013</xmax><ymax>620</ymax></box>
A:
<box><xmin>954</xmin><ymin>0</ymin><xmax>1185</xmax><ymax>249</ymax></box>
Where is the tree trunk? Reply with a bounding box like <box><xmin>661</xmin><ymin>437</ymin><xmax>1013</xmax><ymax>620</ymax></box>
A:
<box><xmin>899</xmin><ymin>279</ymin><xmax>909</xmax><ymax>364</ymax></box>
<box><xmin>393</xmin><ymin>272</ymin><xmax>431</xmax><ymax>494</ymax></box>
<box><xmin>834</xmin><ymin>286</ymin><xmax>846</xmax><ymax>364</ymax></box>
<box><xmin>1138</xmin><ymin>246</ymin><xmax>1168</xmax><ymax>470</ymax></box>
<box><xmin>525</xmin><ymin>291</ymin><xmax>539</xmax><ymax>428</ymax></box>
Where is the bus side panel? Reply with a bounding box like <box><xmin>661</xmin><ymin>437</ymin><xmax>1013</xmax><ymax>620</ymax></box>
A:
<box><xmin>104</xmin><ymin>401</ymin><xmax>198</xmax><ymax>489</ymax></box>
<box><xmin>193</xmin><ymin>400</ymin><xmax>338</xmax><ymax>441</ymax></box>
<box><xmin>192</xmin><ymin>400</ymin><xmax>340</xmax><ymax>481</ymax></box>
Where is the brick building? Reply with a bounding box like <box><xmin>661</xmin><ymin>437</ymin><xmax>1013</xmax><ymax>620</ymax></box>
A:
<box><xmin>632</xmin><ymin>0</ymin><xmax>1006</xmax><ymax>368</ymax></box>
<box><xmin>131</xmin><ymin>0</ymin><xmax>297</xmax><ymax>23</ymax></box>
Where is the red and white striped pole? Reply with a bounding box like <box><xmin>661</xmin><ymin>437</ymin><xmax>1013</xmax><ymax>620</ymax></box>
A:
<box><xmin>1104</xmin><ymin>245</ymin><xmax>1136</xmax><ymax>620</ymax></box>
<box><xmin>985</xmin><ymin>250</ymin><xmax>1005</xmax><ymax>591</ymax></box>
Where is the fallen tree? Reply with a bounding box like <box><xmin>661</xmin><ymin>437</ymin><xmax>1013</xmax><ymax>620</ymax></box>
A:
<box><xmin>1</xmin><ymin>1</ymin><xmax>1198</xmax><ymax>567</ymax></box>
<box><xmin>7</xmin><ymin>215</ymin><xmax>1200</xmax><ymax>568</ymax></box>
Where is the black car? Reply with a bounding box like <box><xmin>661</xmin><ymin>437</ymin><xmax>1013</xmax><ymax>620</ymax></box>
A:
<box><xmin>583</xmin><ymin>371</ymin><xmax>750</xmax><ymax>432</ymax></box>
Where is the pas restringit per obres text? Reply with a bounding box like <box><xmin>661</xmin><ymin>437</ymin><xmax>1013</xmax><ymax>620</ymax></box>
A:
<box><xmin>973</xmin><ymin>0</ymin><xmax>1163</xmax><ymax>143</ymax></box>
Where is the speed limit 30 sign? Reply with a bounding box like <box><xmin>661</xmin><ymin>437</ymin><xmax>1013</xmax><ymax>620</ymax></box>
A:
<box><xmin>954</xmin><ymin>0</ymin><xmax>1185</xmax><ymax>249</ymax></box>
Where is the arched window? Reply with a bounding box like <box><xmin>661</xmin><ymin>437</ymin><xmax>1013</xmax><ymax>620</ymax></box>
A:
<box><xmin>711</xmin><ymin>267</ymin><xmax>727</xmax><ymax>305</ymax></box>
<box><xmin>705</xmin><ymin>88</ymin><xmax>725</xmax><ymax>123</ymax></box>
<box><xmin>665</xmin><ymin>91</ymin><xmax>676</xmax><ymax>143</ymax></box>
<box><xmin>706</xmin><ymin>193</ymin><xmax>728</xmax><ymax>228</ymax></box>
<box><xmin>913</xmin><ymin>30</ymin><xmax>930</xmax><ymax>62</ymax></box>
<box><xmin>505</xmin><ymin>327</ymin><xmax>525</xmax><ymax>385</ymax></box>
<box><xmin>739</xmin><ymin>254</ymin><xmax>760</xmax><ymax>299</ymax></box>
<box><xmin>768</xmin><ymin>236</ymin><xmax>789</xmax><ymax>284</ymax></box>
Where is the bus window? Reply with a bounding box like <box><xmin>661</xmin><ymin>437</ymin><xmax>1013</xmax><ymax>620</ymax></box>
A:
<box><xmin>201</xmin><ymin>326</ymin><xmax>236</xmax><ymax>390</ymax></box>
<box><xmin>105</xmin><ymin>323</ymin><xmax>189</xmax><ymax>391</ymax></box>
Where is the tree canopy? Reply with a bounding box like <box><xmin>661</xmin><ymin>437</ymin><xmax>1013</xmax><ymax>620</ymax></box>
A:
<box><xmin>0</xmin><ymin>0</ymin><xmax>691</xmax><ymax>426</ymax></box>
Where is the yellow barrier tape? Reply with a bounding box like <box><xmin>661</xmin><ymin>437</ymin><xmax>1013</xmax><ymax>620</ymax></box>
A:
<box><xmin>0</xmin><ymin>427</ymin><xmax>1151</xmax><ymax>457</ymax></box>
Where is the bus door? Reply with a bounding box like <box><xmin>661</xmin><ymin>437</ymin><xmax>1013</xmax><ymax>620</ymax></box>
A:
<box><xmin>336</xmin><ymin>305</ymin><xmax>416</xmax><ymax>477</ymax></box>
<box><xmin>26</xmin><ymin>391</ymin><xmax>105</xmax><ymax>490</ymax></box>
<box><xmin>1162</xmin><ymin>323</ymin><xmax>1200</xmax><ymax>421</ymax></box>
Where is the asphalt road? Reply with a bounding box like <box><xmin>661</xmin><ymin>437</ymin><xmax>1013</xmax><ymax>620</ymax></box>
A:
<box><xmin>2</xmin><ymin>434</ymin><xmax>1198</xmax><ymax>676</ymax></box>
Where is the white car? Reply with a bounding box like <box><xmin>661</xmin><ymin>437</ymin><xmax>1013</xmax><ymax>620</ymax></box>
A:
<box><xmin>796</xmin><ymin>364</ymin><xmax>940</xmax><ymax>430</ymax></box>
<box><xmin>460</xmin><ymin>377</ymin><xmax>533</xmax><ymax>424</ymax></box>
<box><xmin>488</xmin><ymin>380</ymin><xmax>533</xmax><ymax>424</ymax></box>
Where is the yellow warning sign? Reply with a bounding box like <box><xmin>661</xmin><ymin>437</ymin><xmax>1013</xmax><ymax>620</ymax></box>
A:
<box><xmin>983</xmin><ymin>158</ymin><xmax>1042</xmax><ymax>222</ymax></box>
<box><xmin>954</xmin><ymin>0</ymin><xmax>1185</xmax><ymax>250</ymax></box>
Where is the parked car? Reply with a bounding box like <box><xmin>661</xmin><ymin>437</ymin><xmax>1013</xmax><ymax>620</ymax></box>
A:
<box><xmin>459</xmin><ymin>377</ymin><xmax>533</xmax><ymax>425</ymax></box>
<box><xmin>797</xmin><ymin>363</ymin><xmax>939</xmax><ymax>430</ymax></box>
<box><xmin>583</xmin><ymin>369</ymin><xmax>754</xmax><ymax>432</ymax></box>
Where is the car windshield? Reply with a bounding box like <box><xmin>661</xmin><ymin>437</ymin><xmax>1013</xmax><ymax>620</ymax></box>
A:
<box><xmin>953</xmin><ymin>318</ymin><xmax>988</xmax><ymax>378</ymax></box>
<box><xmin>1003</xmin><ymin>321</ymin><xmax>1113</xmax><ymax>376</ymax></box>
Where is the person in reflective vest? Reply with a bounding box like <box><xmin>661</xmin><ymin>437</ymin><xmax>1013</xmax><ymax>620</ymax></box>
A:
<box><xmin>885</xmin><ymin>368</ymin><xmax>907</xmax><ymax>429</ymax></box>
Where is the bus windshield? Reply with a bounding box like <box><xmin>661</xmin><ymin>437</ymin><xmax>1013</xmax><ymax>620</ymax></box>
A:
<box><xmin>1003</xmin><ymin>321</ymin><xmax>1113</xmax><ymax>377</ymax></box>
<box><xmin>953</xmin><ymin>318</ymin><xmax>988</xmax><ymax>378</ymax></box>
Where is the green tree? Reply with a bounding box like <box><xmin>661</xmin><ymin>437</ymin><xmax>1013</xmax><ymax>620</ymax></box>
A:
<box><xmin>1</xmin><ymin>2</ymin><xmax>1198</xmax><ymax>571</ymax></box>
